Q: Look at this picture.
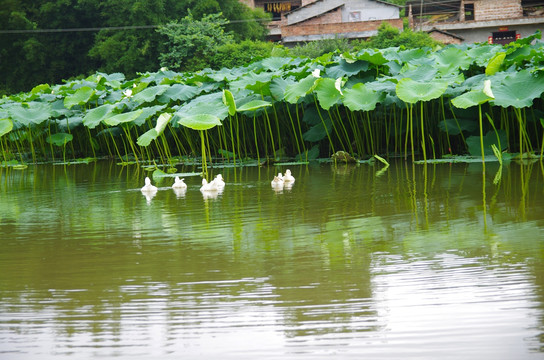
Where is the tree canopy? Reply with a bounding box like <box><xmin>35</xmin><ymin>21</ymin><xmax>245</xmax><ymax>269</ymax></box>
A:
<box><xmin>0</xmin><ymin>0</ymin><xmax>269</xmax><ymax>95</ymax></box>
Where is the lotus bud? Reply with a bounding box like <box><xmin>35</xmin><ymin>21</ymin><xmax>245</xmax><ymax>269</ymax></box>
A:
<box><xmin>312</xmin><ymin>69</ymin><xmax>321</xmax><ymax>78</ymax></box>
<box><xmin>335</xmin><ymin>77</ymin><xmax>344</xmax><ymax>95</ymax></box>
<box><xmin>483</xmin><ymin>79</ymin><xmax>494</xmax><ymax>98</ymax></box>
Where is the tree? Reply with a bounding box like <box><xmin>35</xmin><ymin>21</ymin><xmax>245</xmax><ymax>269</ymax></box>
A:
<box><xmin>156</xmin><ymin>12</ymin><xmax>234</xmax><ymax>72</ymax></box>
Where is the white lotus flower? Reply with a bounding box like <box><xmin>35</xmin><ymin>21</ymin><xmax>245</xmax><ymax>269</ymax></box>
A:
<box><xmin>483</xmin><ymin>79</ymin><xmax>494</xmax><ymax>98</ymax></box>
<box><xmin>123</xmin><ymin>88</ymin><xmax>133</xmax><ymax>98</ymax></box>
<box><xmin>335</xmin><ymin>77</ymin><xmax>345</xmax><ymax>95</ymax></box>
<box><xmin>312</xmin><ymin>69</ymin><xmax>321</xmax><ymax>78</ymax></box>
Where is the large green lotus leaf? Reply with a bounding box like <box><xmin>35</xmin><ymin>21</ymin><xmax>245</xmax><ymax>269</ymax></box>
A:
<box><xmin>438</xmin><ymin>118</ymin><xmax>477</xmax><ymax>135</ymax></box>
<box><xmin>284</xmin><ymin>75</ymin><xmax>317</xmax><ymax>104</ymax></box>
<box><xmin>103</xmin><ymin>109</ymin><xmax>144</xmax><ymax>126</ymax></box>
<box><xmin>132</xmin><ymin>85</ymin><xmax>169</xmax><ymax>104</ymax></box>
<box><xmin>270</xmin><ymin>77</ymin><xmax>293</xmax><ymax>101</ymax></box>
<box><xmin>396</xmin><ymin>78</ymin><xmax>448</xmax><ymax>104</ymax></box>
<box><xmin>31</xmin><ymin>83</ymin><xmax>52</xmax><ymax>95</ymax></box>
<box><xmin>485</xmin><ymin>52</ymin><xmax>506</xmax><ymax>76</ymax></box>
<box><xmin>222</xmin><ymin>89</ymin><xmax>236</xmax><ymax>116</ymax></box>
<box><xmin>398</xmin><ymin>64</ymin><xmax>438</xmax><ymax>82</ymax></box>
<box><xmin>46</xmin><ymin>132</ymin><xmax>73</xmax><ymax>146</ymax></box>
<box><xmin>83</xmin><ymin>104</ymin><xmax>114</xmax><ymax>129</ymax></box>
<box><xmin>466</xmin><ymin>44</ymin><xmax>502</xmax><ymax>67</ymax></box>
<box><xmin>355</xmin><ymin>48</ymin><xmax>388</xmax><ymax>65</ymax></box>
<box><xmin>157</xmin><ymin>84</ymin><xmax>199</xmax><ymax>103</ymax></box>
<box><xmin>491</xmin><ymin>70</ymin><xmax>544</xmax><ymax>108</ymax></box>
<box><xmin>178</xmin><ymin>114</ymin><xmax>222</xmax><ymax>130</ymax></box>
<box><xmin>313</xmin><ymin>78</ymin><xmax>341</xmax><ymax>110</ymax></box>
<box><xmin>451</xmin><ymin>90</ymin><xmax>492</xmax><ymax>109</ymax></box>
<box><xmin>8</xmin><ymin>102</ymin><xmax>52</xmax><ymax>125</ymax></box>
<box><xmin>0</xmin><ymin>119</ymin><xmax>13</xmax><ymax>137</ymax></box>
<box><xmin>325</xmin><ymin>59</ymin><xmax>369</xmax><ymax>78</ymax></box>
<box><xmin>64</xmin><ymin>86</ymin><xmax>95</xmax><ymax>109</ymax></box>
<box><xmin>137</xmin><ymin>128</ymin><xmax>158</xmax><ymax>147</ymax></box>
<box><xmin>175</xmin><ymin>92</ymin><xmax>229</xmax><ymax>120</ymax></box>
<box><xmin>260</xmin><ymin>57</ymin><xmax>292</xmax><ymax>71</ymax></box>
<box><xmin>343</xmin><ymin>83</ymin><xmax>381</xmax><ymax>112</ymax></box>
<box><xmin>466</xmin><ymin>129</ymin><xmax>507</xmax><ymax>156</ymax></box>
<box><xmin>237</xmin><ymin>100</ymin><xmax>271</xmax><ymax>112</ymax></box>
<box><xmin>133</xmin><ymin>105</ymin><xmax>167</xmax><ymax>127</ymax></box>
<box><xmin>50</xmin><ymin>99</ymin><xmax>71</xmax><ymax>118</ymax></box>
<box><xmin>433</xmin><ymin>47</ymin><xmax>472</xmax><ymax>74</ymax></box>
<box><xmin>302</xmin><ymin>115</ymin><xmax>332</xmax><ymax>142</ymax></box>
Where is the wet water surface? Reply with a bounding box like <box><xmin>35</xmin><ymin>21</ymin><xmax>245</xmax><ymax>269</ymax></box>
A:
<box><xmin>1</xmin><ymin>161</ymin><xmax>544</xmax><ymax>359</ymax></box>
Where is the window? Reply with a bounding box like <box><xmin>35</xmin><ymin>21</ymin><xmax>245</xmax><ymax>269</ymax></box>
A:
<box><xmin>349</xmin><ymin>11</ymin><xmax>362</xmax><ymax>22</ymax></box>
<box><xmin>492</xmin><ymin>30</ymin><xmax>516</xmax><ymax>45</ymax></box>
<box><xmin>464</xmin><ymin>3</ymin><xmax>474</xmax><ymax>21</ymax></box>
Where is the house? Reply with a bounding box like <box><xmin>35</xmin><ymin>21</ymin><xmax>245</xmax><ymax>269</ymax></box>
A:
<box><xmin>241</xmin><ymin>0</ymin><xmax>403</xmax><ymax>44</ymax></box>
<box><xmin>406</xmin><ymin>0</ymin><xmax>544</xmax><ymax>44</ymax></box>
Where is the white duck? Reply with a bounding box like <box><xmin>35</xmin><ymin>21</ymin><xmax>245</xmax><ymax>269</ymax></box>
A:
<box><xmin>214</xmin><ymin>174</ymin><xmax>225</xmax><ymax>188</ymax></box>
<box><xmin>283</xmin><ymin>169</ymin><xmax>295</xmax><ymax>183</ymax></box>
<box><xmin>200</xmin><ymin>178</ymin><xmax>219</xmax><ymax>192</ymax></box>
<box><xmin>141</xmin><ymin>177</ymin><xmax>158</xmax><ymax>192</ymax></box>
<box><xmin>271</xmin><ymin>175</ymin><xmax>284</xmax><ymax>188</ymax></box>
<box><xmin>172</xmin><ymin>176</ymin><xmax>187</xmax><ymax>189</ymax></box>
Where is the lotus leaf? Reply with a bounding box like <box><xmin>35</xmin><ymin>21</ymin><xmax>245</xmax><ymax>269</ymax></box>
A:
<box><xmin>64</xmin><ymin>86</ymin><xmax>95</xmax><ymax>109</ymax></box>
<box><xmin>432</xmin><ymin>47</ymin><xmax>472</xmax><ymax>74</ymax></box>
<box><xmin>302</xmin><ymin>116</ymin><xmax>332</xmax><ymax>142</ymax></box>
<box><xmin>103</xmin><ymin>109</ymin><xmax>144</xmax><ymax>126</ymax></box>
<box><xmin>46</xmin><ymin>132</ymin><xmax>73</xmax><ymax>146</ymax></box>
<box><xmin>157</xmin><ymin>84</ymin><xmax>199</xmax><ymax>103</ymax></box>
<box><xmin>178</xmin><ymin>114</ymin><xmax>222</xmax><ymax>131</ymax></box>
<box><xmin>491</xmin><ymin>70</ymin><xmax>544</xmax><ymax>108</ymax></box>
<box><xmin>485</xmin><ymin>52</ymin><xmax>506</xmax><ymax>76</ymax></box>
<box><xmin>396</xmin><ymin>78</ymin><xmax>448</xmax><ymax>104</ymax></box>
<box><xmin>0</xmin><ymin>119</ymin><xmax>13</xmax><ymax>137</ymax></box>
<box><xmin>355</xmin><ymin>48</ymin><xmax>388</xmax><ymax>65</ymax></box>
<box><xmin>466</xmin><ymin>130</ymin><xmax>507</xmax><ymax>156</ymax></box>
<box><xmin>451</xmin><ymin>90</ymin><xmax>493</xmax><ymax>109</ymax></box>
<box><xmin>222</xmin><ymin>89</ymin><xmax>236</xmax><ymax>116</ymax></box>
<box><xmin>284</xmin><ymin>75</ymin><xmax>317</xmax><ymax>104</ymax></box>
<box><xmin>314</xmin><ymin>78</ymin><xmax>342</xmax><ymax>110</ymax></box>
<box><xmin>137</xmin><ymin>129</ymin><xmax>158</xmax><ymax>147</ymax></box>
<box><xmin>343</xmin><ymin>83</ymin><xmax>381</xmax><ymax>112</ymax></box>
<box><xmin>8</xmin><ymin>102</ymin><xmax>52</xmax><ymax>125</ymax></box>
<box><xmin>132</xmin><ymin>85</ymin><xmax>169</xmax><ymax>104</ymax></box>
<box><xmin>133</xmin><ymin>105</ymin><xmax>167</xmax><ymax>127</ymax></box>
<box><xmin>325</xmin><ymin>59</ymin><xmax>369</xmax><ymax>78</ymax></box>
<box><xmin>83</xmin><ymin>104</ymin><xmax>114</xmax><ymax>129</ymax></box>
<box><xmin>237</xmin><ymin>100</ymin><xmax>271</xmax><ymax>112</ymax></box>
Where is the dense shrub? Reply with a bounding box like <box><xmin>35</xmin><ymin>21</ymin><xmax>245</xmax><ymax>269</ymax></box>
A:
<box><xmin>209</xmin><ymin>40</ymin><xmax>277</xmax><ymax>69</ymax></box>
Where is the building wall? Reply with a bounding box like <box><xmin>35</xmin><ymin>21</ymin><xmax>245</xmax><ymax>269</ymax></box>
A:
<box><xmin>282</xmin><ymin>17</ymin><xmax>402</xmax><ymax>37</ymax></box>
<box><xmin>298</xmin><ymin>8</ymin><xmax>342</xmax><ymax>25</ymax></box>
<box><xmin>342</xmin><ymin>0</ymin><xmax>399</xmax><ymax>22</ymax></box>
<box><xmin>287</xmin><ymin>0</ymin><xmax>399</xmax><ymax>25</ymax></box>
<box><xmin>473</xmin><ymin>0</ymin><xmax>523</xmax><ymax>21</ymax></box>
<box><xmin>447</xmin><ymin>23</ymin><xmax>540</xmax><ymax>43</ymax></box>
<box><xmin>428</xmin><ymin>32</ymin><xmax>462</xmax><ymax>45</ymax></box>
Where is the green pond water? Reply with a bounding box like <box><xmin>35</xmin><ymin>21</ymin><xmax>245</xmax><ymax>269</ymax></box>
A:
<box><xmin>1</xmin><ymin>160</ymin><xmax>544</xmax><ymax>359</ymax></box>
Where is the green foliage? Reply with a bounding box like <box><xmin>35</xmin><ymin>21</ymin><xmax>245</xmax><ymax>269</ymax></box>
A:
<box><xmin>210</xmin><ymin>40</ymin><xmax>276</xmax><ymax>69</ymax></box>
<box><xmin>289</xmin><ymin>38</ymin><xmax>354</xmax><ymax>58</ymax></box>
<box><xmin>356</xmin><ymin>22</ymin><xmax>441</xmax><ymax>50</ymax></box>
<box><xmin>157</xmin><ymin>12</ymin><xmax>233</xmax><ymax>72</ymax></box>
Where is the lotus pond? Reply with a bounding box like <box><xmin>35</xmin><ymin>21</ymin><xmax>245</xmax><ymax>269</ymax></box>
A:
<box><xmin>1</xmin><ymin>159</ymin><xmax>544</xmax><ymax>359</ymax></box>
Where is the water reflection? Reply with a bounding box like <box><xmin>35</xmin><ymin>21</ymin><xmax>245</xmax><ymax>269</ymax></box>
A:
<box><xmin>0</xmin><ymin>161</ymin><xmax>544</xmax><ymax>359</ymax></box>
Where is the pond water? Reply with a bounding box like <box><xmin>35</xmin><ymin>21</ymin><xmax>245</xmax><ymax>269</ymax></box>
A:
<box><xmin>1</xmin><ymin>160</ymin><xmax>544</xmax><ymax>359</ymax></box>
